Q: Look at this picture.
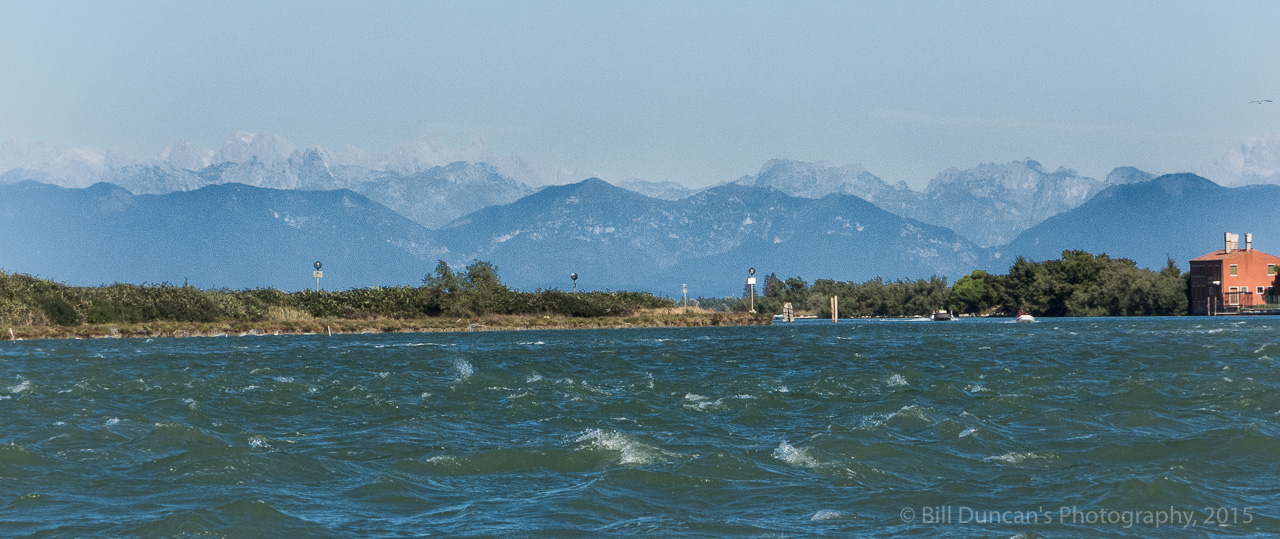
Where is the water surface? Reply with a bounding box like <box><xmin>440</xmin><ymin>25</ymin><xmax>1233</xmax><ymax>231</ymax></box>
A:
<box><xmin>2</xmin><ymin>317</ymin><xmax>1278</xmax><ymax>536</ymax></box>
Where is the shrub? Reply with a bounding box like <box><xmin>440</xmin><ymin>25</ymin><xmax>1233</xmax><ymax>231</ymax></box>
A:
<box><xmin>38</xmin><ymin>295</ymin><xmax>81</xmax><ymax>326</ymax></box>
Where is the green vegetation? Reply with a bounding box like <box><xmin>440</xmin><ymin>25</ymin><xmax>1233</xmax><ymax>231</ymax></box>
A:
<box><xmin>988</xmin><ymin>252</ymin><xmax>1188</xmax><ymax>317</ymax></box>
<box><xmin>0</xmin><ymin>260</ymin><xmax>676</xmax><ymax>330</ymax></box>
<box><xmin>0</xmin><ymin>250</ymin><xmax>1196</xmax><ymax>335</ymax></box>
<box><xmin>747</xmin><ymin>274</ymin><xmax>949</xmax><ymax>318</ymax></box>
<box><xmin>718</xmin><ymin>250</ymin><xmax>1189</xmax><ymax>318</ymax></box>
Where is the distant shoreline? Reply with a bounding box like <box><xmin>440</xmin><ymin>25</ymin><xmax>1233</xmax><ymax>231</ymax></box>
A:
<box><xmin>2</xmin><ymin>311</ymin><xmax>771</xmax><ymax>341</ymax></box>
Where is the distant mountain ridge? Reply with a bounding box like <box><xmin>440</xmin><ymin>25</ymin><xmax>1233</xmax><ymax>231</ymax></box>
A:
<box><xmin>4</xmin><ymin>172</ymin><xmax>1275</xmax><ymax>296</ymax></box>
<box><xmin>1001</xmin><ymin>173</ymin><xmax>1280</xmax><ymax>269</ymax></box>
<box><xmin>10</xmin><ymin>131</ymin><xmax>1277</xmax><ymax>296</ymax></box>
<box><xmin>0</xmin><ymin>181</ymin><xmax>441</xmax><ymax>290</ymax></box>
<box><xmin>735</xmin><ymin>158</ymin><xmax>1124</xmax><ymax>247</ymax></box>
<box><xmin>0</xmin><ymin>178</ymin><xmax>987</xmax><ymax>296</ymax></box>
<box><xmin>1196</xmin><ymin>132</ymin><xmax>1280</xmax><ymax>188</ymax></box>
<box><xmin>436</xmin><ymin>178</ymin><xmax>986</xmax><ymax>294</ymax></box>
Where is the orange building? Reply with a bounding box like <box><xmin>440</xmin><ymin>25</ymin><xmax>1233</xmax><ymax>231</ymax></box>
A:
<box><xmin>1189</xmin><ymin>232</ymin><xmax>1280</xmax><ymax>315</ymax></box>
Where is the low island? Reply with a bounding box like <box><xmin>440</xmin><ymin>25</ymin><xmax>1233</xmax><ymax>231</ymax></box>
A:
<box><xmin>0</xmin><ymin>261</ymin><xmax>769</xmax><ymax>341</ymax></box>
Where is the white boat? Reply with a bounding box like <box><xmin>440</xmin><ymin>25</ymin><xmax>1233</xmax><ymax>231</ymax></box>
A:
<box><xmin>1016</xmin><ymin>311</ymin><xmax>1035</xmax><ymax>323</ymax></box>
<box><xmin>930</xmin><ymin>310</ymin><xmax>953</xmax><ymax>321</ymax></box>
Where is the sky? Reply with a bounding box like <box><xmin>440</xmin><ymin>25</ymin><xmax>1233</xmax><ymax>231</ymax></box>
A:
<box><xmin>2</xmin><ymin>1</ymin><xmax>1279</xmax><ymax>189</ymax></box>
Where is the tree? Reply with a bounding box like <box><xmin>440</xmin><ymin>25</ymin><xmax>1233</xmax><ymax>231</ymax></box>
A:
<box><xmin>948</xmin><ymin>270</ymin><xmax>994</xmax><ymax>314</ymax></box>
<box><xmin>763</xmin><ymin>273</ymin><xmax>784</xmax><ymax>298</ymax></box>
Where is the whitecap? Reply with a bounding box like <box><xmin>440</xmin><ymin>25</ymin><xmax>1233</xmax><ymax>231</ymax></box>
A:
<box><xmin>984</xmin><ymin>451</ymin><xmax>1056</xmax><ymax>465</ymax></box>
<box><xmin>574</xmin><ymin>429</ymin><xmax>673</xmax><ymax>465</ymax></box>
<box><xmin>683</xmin><ymin>394</ymin><xmax>726</xmax><ymax>412</ymax></box>
<box><xmin>811</xmin><ymin>509</ymin><xmax>844</xmax><ymax>521</ymax></box>
<box><xmin>889</xmin><ymin>404</ymin><xmax>930</xmax><ymax>422</ymax></box>
<box><xmin>959</xmin><ymin>427</ymin><xmax>978</xmax><ymax>438</ymax></box>
<box><xmin>773</xmin><ymin>441</ymin><xmax>819</xmax><ymax>467</ymax></box>
<box><xmin>452</xmin><ymin>359</ymin><xmax>474</xmax><ymax>381</ymax></box>
<box><xmin>248</xmin><ymin>436</ymin><xmax>269</xmax><ymax>448</ymax></box>
<box><xmin>272</xmin><ymin>376</ymin><xmax>294</xmax><ymax>383</ymax></box>
<box><xmin>8</xmin><ymin>379</ymin><xmax>31</xmax><ymax>394</ymax></box>
<box><xmin>105</xmin><ymin>417</ymin><xmax>120</xmax><ymax>426</ymax></box>
<box><xmin>526</xmin><ymin>373</ymin><xmax>543</xmax><ymax>383</ymax></box>
<box><xmin>885</xmin><ymin>374</ymin><xmax>909</xmax><ymax>388</ymax></box>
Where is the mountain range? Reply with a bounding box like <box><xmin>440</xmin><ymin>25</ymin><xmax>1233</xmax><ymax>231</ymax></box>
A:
<box><xmin>1000</xmin><ymin>174</ymin><xmax>1280</xmax><ymax>269</ymax></box>
<box><xmin>0</xmin><ymin>181</ymin><xmax>440</xmax><ymax>290</ymax></box>
<box><xmin>436</xmin><ymin>179</ymin><xmax>984</xmax><ymax>294</ymax></box>
<box><xmin>5</xmin><ymin>131</ymin><xmax>1280</xmax><ymax>296</ymax></box>
<box><xmin>734</xmin><ymin>159</ymin><xmax>1128</xmax><ymax>247</ymax></box>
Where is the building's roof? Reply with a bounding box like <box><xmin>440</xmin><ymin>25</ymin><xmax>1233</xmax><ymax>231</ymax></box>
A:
<box><xmin>1191</xmin><ymin>248</ymin><xmax>1280</xmax><ymax>262</ymax></box>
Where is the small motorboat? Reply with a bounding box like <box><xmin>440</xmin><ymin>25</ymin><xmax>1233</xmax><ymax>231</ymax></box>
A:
<box><xmin>930</xmin><ymin>310</ymin><xmax>953</xmax><ymax>321</ymax></box>
<box><xmin>1016</xmin><ymin>310</ymin><xmax>1035</xmax><ymax>323</ymax></box>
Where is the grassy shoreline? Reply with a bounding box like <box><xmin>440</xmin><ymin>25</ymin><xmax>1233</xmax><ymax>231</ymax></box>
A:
<box><xmin>2</xmin><ymin>310</ymin><xmax>772</xmax><ymax>341</ymax></box>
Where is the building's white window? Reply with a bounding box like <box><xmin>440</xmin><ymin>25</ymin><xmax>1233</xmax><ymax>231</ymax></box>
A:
<box><xmin>1259</xmin><ymin>286</ymin><xmax>1266</xmax><ymax>294</ymax></box>
<box><xmin>1230</xmin><ymin>264</ymin><xmax>1238</xmax><ymax>276</ymax></box>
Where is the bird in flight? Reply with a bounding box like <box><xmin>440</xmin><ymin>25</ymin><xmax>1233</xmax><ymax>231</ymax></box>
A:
<box><xmin>1248</xmin><ymin>99</ymin><xmax>1272</xmax><ymax>104</ymax></box>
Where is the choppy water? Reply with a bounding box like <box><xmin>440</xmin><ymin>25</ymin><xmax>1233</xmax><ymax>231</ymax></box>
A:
<box><xmin>2</xmin><ymin>317</ymin><xmax>1279</xmax><ymax>537</ymax></box>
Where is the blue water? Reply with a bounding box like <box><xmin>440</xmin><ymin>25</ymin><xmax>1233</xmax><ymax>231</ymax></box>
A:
<box><xmin>1</xmin><ymin>317</ymin><xmax>1278</xmax><ymax>536</ymax></box>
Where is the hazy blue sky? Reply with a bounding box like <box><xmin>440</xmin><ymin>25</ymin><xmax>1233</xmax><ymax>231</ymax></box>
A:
<box><xmin>2</xmin><ymin>1</ymin><xmax>1278</xmax><ymax>188</ymax></box>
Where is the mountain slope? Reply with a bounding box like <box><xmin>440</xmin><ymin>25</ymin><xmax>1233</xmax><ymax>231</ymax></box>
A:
<box><xmin>736</xmin><ymin>159</ymin><xmax>1117</xmax><ymax>247</ymax></box>
<box><xmin>0</xmin><ymin>182</ymin><xmax>441</xmax><ymax>290</ymax></box>
<box><xmin>436</xmin><ymin>179</ymin><xmax>987</xmax><ymax>295</ymax></box>
<box><xmin>354</xmin><ymin>162</ymin><xmax>534</xmax><ymax>228</ymax></box>
<box><xmin>1000</xmin><ymin>174</ymin><xmax>1280</xmax><ymax>269</ymax></box>
<box><xmin>1196</xmin><ymin>132</ymin><xmax>1280</xmax><ymax>187</ymax></box>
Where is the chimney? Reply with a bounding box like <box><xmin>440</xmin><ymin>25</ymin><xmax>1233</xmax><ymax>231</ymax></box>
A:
<box><xmin>1225</xmin><ymin>232</ymin><xmax>1238</xmax><ymax>253</ymax></box>
<box><xmin>1246</xmin><ymin>233</ymin><xmax>1253</xmax><ymax>251</ymax></box>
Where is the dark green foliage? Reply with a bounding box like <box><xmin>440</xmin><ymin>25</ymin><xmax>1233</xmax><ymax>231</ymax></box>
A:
<box><xmin>812</xmin><ymin>276</ymin><xmax>951</xmax><ymax>318</ymax></box>
<box><xmin>38</xmin><ymin>295</ymin><xmax>81</xmax><ymax>326</ymax></box>
<box><xmin>85</xmin><ymin>300</ymin><xmax>144</xmax><ymax>324</ymax></box>
<box><xmin>732</xmin><ymin>250</ymin><xmax>1189</xmax><ymax>318</ymax></box>
<box><xmin>947</xmin><ymin>270</ymin><xmax>999</xmax><ymax>315</ymax></box>
<box><xmin>989</xmin><ymin>251</ymin><xmax>1188</xmax><ymax>316</ymax></box>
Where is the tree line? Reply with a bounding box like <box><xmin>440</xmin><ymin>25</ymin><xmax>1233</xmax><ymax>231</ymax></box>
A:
<box><xmin>0</xmin><ymin>260</ymin><xmax>674</xmax><ymax>328</ymax></box>
<box><xmin>722</xmin><ymin>250</ymin><xmax>1189</xmax><ymax>318</ymax></box>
